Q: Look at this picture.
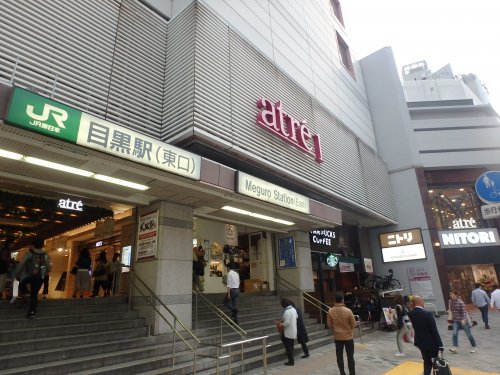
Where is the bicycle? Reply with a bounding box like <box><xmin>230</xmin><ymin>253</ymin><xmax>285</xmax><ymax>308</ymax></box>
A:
<box><xmin>365</xmin><ymin>269</ymin><xmax>402</xmax><ymax>290</ymax></box>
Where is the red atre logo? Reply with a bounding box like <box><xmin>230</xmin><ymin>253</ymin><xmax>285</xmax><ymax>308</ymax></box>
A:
<box><xmin>256</xmin><ymin>98</ymin><xmax>323</xmax><ymax>162</ymax></box>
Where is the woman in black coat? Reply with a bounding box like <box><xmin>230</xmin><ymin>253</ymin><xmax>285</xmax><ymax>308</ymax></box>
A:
<box><xmin>290</xmin><ymin>301</ymin><xmax>310</xmax><ymax>358</ymax></box>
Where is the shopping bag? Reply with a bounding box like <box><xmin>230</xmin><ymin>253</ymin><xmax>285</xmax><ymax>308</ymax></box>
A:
<box><xmin>432</xmin><ymin>352</ymin><xmax>452</xmax><ymax>375</ymax></box>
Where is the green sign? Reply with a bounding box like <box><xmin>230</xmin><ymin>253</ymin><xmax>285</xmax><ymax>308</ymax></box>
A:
<box><xmin>6</xmin><ymin>88</ymin><xmax>82</xmax><ymax>143</ymax></box>
<box><xmin>325</xmin><ymin>252</ymin><xmax>339</xmax><ymax>267</ymax></box>
<box><xmin>4</xmin><ymin>87</ymin><xmax>202</xmax><ymax>181</ymax></box>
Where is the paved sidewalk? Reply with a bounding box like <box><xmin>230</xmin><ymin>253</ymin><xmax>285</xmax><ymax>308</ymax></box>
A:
<box><xmin>247</xmin><ymin>308</ymin><xmax>500</xmax><ymax>375</ymax></box>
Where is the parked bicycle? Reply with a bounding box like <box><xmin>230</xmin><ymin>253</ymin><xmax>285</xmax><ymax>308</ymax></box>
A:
<box><xmin>365</xmin><ymin>269</ymin><xmax>402</xmax><ymax>290</ymax></box>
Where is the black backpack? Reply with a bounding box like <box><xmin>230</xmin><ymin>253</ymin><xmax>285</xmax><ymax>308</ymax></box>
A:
<box><xmin>27</xmin><ymin>249</ymin><xmax>47</xmax><ymax>277</ymax></box>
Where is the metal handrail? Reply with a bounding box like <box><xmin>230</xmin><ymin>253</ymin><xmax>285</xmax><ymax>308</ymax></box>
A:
<box><xmin>128</xmin><ymin>270</ymin><xmax>201</xmax><ymax>373</ymax></box>
<box><xmin>193</xmin><ymin>290</ymin><xmax>248</xmax><ymax>339</ymax></box>
<box><xmin>128</xmin><ymin>272</ymin><xmax>270</xmax><ymax>374</ymax></box>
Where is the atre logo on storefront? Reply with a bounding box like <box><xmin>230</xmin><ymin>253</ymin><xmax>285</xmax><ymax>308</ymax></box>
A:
<box><xmin>256</xmin><ymin>98</ymin><xmax>323</xmax><ymax>162</ymax></box>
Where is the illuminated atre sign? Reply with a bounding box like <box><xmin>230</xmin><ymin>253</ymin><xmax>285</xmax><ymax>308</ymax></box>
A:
<box><xmin>58</xmin><ymin>198</ymin><xmax>84</xmax><ymax>211</ymax></box>
<box><xmin>438</xmin><ymin>228</ymin><xmax>500</xmax><ymax>248</ymax></box>
<box><xmin>236</xmin><ymin>172</ymin><xmax>310</xmax><ymax>214</ymax></box>
<box><xmin>256</xmin><ymin>98</ymin><xmax>323</xmax><ymax>162</ymax></box>
<box><xmin>379</xmin><ymin>228</ymin><xmax>426</xmax><ymax>263</ymax></box>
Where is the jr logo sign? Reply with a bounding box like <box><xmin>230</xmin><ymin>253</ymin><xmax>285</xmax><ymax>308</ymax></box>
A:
<box><xmin>5</xmin><ymin>87</ymin><xmax>81</xmax><ymax>143</ymax></box>
<box><xmin>26</xmin><ymin>103</ymin><xmax>68</xmax><ymax>129</ymax></box>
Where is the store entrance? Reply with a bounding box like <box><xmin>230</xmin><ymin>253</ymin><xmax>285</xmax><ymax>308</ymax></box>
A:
<box><xmin>447</xmin><ymin>264</ymin><xmax>499</xmax><ymax>304</ymax></box>
<box><xmin>1</xmin><ymin>189</ymin><xmax>134</xmax><ymax>300</ymax></box>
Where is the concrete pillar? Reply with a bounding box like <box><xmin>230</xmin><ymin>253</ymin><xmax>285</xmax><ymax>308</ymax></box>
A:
<box><xmin>134</xmin><ymin>201</ymin><xmax>193</xmax><ymax>334</ymax></box>
<box><xmin>276</xmin><ymin>230</ymin><xmax>313</xmax><ymax>310</ymax></box>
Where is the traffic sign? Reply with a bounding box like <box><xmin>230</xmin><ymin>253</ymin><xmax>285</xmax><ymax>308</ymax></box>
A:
<box><xmin>475</xmin><ymin>171</ymin><xmax>500</xmax><ymax>204</ymax></box>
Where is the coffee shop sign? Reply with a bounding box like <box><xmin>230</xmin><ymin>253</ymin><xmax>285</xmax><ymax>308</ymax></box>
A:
<box><xmin>256</xmin><ymin>98</ymin><xmax>323</xmax><ymax>162</ymax></box>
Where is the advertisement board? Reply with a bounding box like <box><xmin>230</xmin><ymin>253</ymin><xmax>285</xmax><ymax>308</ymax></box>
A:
<box><xmin>379</xmin><ymin>228</ymin><xmax>426</xmax><ymax>263</ymax></box>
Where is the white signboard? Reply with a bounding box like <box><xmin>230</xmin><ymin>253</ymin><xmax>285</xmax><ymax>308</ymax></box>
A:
<box><xmin>380</xmin><ymin>228</ymin><xmax>426</xmax><ymax>263</ymax></box>
<box><xmin>137</xmin><ymin>210</ymin><xmax>159</xmax><ymax>262</ymax></box>
<box><xmin>78</xmin><ymin>113</ymin><xmax>201</xmax><ymax>180</ymax></box>
<box><xmin>364</xmin><ymin>258</ymin><xmax>373</xmax><ymax>273</ymax></box>
<box><xmin>381</xmin><ymin>244</ymin><xmax>426</xmax><ymax>263</ymax></box>
<box><xmin>339</xmin><ymin>262</ymin><xmax>355</xmax><ymax>273</ymax></box>
<box><xmin>438</xmin><ymin>228</ymin><xmax>500</xmax><ymax>248</ymax></box>
<box><xmin>408</xmin><ymin>267</ymin><xmax>435</xmax><ymax>300</ymax></box>
<box><xmin>481</xmin><ymin>204</ymin><xmax>500</xmax><ymax>219</ymax></box>
<box><xmin>236</xmin><ymin>172</ymin><xmax>310</xmax><ymax>214</ymax></box>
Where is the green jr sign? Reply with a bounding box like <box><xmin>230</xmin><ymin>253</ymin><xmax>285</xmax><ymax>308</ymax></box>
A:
<box><xmin>5</xmin><ymin>88</ymin><xmax>82</xmax><ymax>144</ymax></box>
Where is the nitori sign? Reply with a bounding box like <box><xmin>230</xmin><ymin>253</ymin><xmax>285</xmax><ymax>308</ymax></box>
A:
<box><xmin>438</xmin><ymin>228</ymin><xmax>500</xmax><ymax>248</ymax></box>
<box><xmin>256</xmin><ymin>98</ymin><xmax>323</xmax><ymax>162</ymax></box>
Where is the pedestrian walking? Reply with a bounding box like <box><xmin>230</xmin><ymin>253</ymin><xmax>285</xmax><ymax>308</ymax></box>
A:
<box><xmin>407</xmin><ymin>295</ymin><xmax>443</xmax><ymax>375</ymax></box>
<box><xmin>394</xmin><ymin>293</ymin><xmax>413</xmax><ymax>356</ymax></box>
<box><xmin>91</xmin><ymin>251</ymin><xmax>109</xmax><ymax>297</ymax></box>
<box><xmin>491</xmin><ymin>284</ymin><xmax>500</xmax><ymax>311</ymax></box>
<box><xmin>448</xmin><ymin>291</ymin><xmax>477</xmax><ymax>353</ymax></box>
<box><xmin>223</xmin><ymin>262</ymin><xmax>240</xmax><ymax>324</ymax></box>
<box><xmin>471</xmin><ymin>283</ymin><xmax>491</xmax><ymax>329</ymax></box>
<box><xmin>0</xmin><ymin>237</ymin><xmax>15</xmax><ymax>300</ymax></box>
<box><xmin>290</xmin><ymin>300</ymin><xmax>310</xmax><ymax>358</ymax></box>
<box><xmin>72</xmin><ymin>247</ymin><xmax>92</xmax><ymax>298</ymax></box>
<box><xmin>327</xmin><ymin>293</ymin><xmax>356</xmax><ymax>375</ymax></box>
<box><xmin>15</xmin><ymin>237</ymin><xmax>51</xmax><ymax>319</ymax></box>
<box><xmin>276</xmin><ymin>298</ymin><xmax>298</xmax><ymax>366</ymax></box>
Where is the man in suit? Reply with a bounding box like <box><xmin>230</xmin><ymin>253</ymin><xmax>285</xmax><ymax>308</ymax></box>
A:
<box><xmin>408</xmin><ymin>295</ymin><xmax>444</xmax><ymax>375</ymax></box>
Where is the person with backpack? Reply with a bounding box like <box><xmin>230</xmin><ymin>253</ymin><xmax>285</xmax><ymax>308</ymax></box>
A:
<box><xmin>0</xmin><ymin>236</ymin><xmax>15</xmax><ymax>300</ymax></box>
<box><xmin>15</xmin><ymin>237</ymin><xmax>51</xmax><ymax>319</ymax></box>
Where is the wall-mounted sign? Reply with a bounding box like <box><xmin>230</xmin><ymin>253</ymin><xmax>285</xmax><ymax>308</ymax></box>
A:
<box><xmin>481</xmin><ymin>203</ymin><xmax>500</xmax><ymax>219</ymax></box>
<box><xmin>137</xmin><ymin>210</ymin><xmax>159</xmax><ymax>262</ymax></box>
<box><xmin>364</xmin><ymin>258</ymin><xmax>373</xmax><ymax>273</ymax></box>
<box><xmin>5</xmin><ymin>87</ymin><xmax>201</xmax><ymax>180</ymax></box>
<box><xmin>438</xmin><ymin>228</ymin><xmax>499</xmax><ymax>248</ymax></box>
<box><xmin>237</xmin><ymin>172</ymin><xmax>310</xmax><ymax>214</ymax></box>
<box><xmin>475</xmin><ymin>171</ymin><xmax>500</xmax><ymax>204</ymax></box>
<box><xmin>309</xmin><ymin>228</ymin><xmax>339</xmax><ymax>252</ymax></box>
<box><xmin>325</xmin><ymin>252</ymin><xmax>339</xmax><ymax>267</ymax></box>
<box><xmin>379</xmin><ymin>228</ymin><xmax>426</xmax><ymax>263</ymax></box>
<box><xmin>408</xmin><ymin>267</ymin><xmax>435</xmax><ymax>300</ymax></box>
<box><xmin>451</xmin><ymin>218</ymin><xmax>476</xmax><ymax>229</ymax></box>
<box><xmin>277</xmin><ymin>236</ymin><xmax>296</xmax><ymax>268</ymax></box>
<box><xmin>339</xmin><ymin>262</ymin><xmax>355</xmax><ymax>273</ymax></box>
<box><xmin>256</xmin><ymin>98</ymin><xmax>323</xmax><ymax>162</ymax></box>
<box><xmin>57</xmin><ymin>198</ymin><xmax>83</xmax><ymax>211</ymax></box>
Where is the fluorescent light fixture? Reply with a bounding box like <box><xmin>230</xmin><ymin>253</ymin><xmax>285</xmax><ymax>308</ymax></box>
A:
<box><xmin>0</xmin><ymin>149</ymin><xmax>23</xmax><ymax>160</ymax></box>
<box><xmin>222</xmin><ymin>206</ymin><xmax>294</xmax><ymax>225</ymax></box>
<box><xmin>94</xmin><ymin>174</ymin><xmax>149</xmax><ymax>191</ymax></box>
<box><xmin>25</xmin><ymin>157</ymin><xmax>94</xmax><ymax>177</ymax></box>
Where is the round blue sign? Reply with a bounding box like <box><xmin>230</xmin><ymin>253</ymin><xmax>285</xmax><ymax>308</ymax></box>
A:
<box><xmin>475</xmin><ymin>171</ymin><xmax>500</xmax><ymax>204</ymax></box>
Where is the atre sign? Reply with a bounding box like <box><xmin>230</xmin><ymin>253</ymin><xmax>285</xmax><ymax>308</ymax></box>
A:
<box><xmin>256</xmin><ymin>98</ymin><xmax>323</xmax><ymax>162</ymax></box>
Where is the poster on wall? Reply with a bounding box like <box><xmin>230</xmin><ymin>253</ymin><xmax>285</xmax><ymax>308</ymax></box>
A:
<box><xmin>137</xmin><ymin>210</ymin><xmax>159</xmax><ymax>262</ymax></box>
<box><xmin>364</xmin><ymin>258</ymin><xmax>374</xmax><ymax>273</ymax></box>
<box><xmin>277</xmin><ymin>236</ymin><xmax>296</xmax><ymax>268</ymax></box>
<box><xmin>407</xmin><ymin>267</ymin><xmax>435</xmax><ymax>300</ymax></box>
<box><xmin>339</xmin><ymin>262</ymin><xmax>355</xmax><ymax>273</ymax></box>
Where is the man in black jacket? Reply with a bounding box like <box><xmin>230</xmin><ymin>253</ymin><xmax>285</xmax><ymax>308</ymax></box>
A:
<box><xmin>408</xmin><ymin>295</ymin><xmax>444</xmax><ymax>375</ymax></box>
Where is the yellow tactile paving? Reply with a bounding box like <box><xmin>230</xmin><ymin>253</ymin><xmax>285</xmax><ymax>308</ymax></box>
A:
<box><xmin>383</xmin><ymin>361</ymin><xmax>500</xmax><ymax>375</ymax></box>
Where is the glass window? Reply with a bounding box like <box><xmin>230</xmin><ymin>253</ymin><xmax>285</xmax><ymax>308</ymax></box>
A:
<box><xmin>336</xmin><ymin>32</ymin><xmax>354</xmax><ymax>78</ymax></box>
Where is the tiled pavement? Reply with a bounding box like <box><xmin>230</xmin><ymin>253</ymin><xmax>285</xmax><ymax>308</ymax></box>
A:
<box><xmin>246</xmin><ymin>308</ymin><xmax>500</xmax><ymax>375</ymax></box>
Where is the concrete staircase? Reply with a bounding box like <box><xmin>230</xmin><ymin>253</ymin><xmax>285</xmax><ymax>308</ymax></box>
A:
<box><xmin>0</xmin><ymin>293</ymin><xmax>338</xmax><ymax>374</ymax></box>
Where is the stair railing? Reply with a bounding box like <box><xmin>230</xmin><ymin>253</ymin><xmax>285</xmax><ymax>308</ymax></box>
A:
<box><xmin>275</xmin><ymin>274</ymin><xmax>364</xmax><ymax>343</ymax></box>
<box><xmin>193</xmin><ymin>291</ymin><xmax>270</xmax><ymax>375</ymax></box>
<box><xmin>128</xmin><ymin>270</ymin><xmax>202</xmax><ymax>373</ymax></box>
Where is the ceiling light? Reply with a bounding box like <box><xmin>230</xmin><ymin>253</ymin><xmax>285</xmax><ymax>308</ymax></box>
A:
<box><xmin>0</xmin><ymin>149</ymin><xmax>23</xmax><ymax>160</ymax></box>
<box><xmin>434</xmin><ymin>242</ymin><xmax>440</xmax><ymax>247</ymax></box>
<box><xmin>94</xmin><ymin>174</ymin><xmax>149</xmax><ymax>191</ymax></box>
<box><xmin>440</xmin><ymin>194</ymin><xmax>445</xmax><ymax>198</ymax></box>
<box><xmin>459</xmin><ymin>188</ymin><xmax>464</xmax><ymax>191</ymax></box>
<box><xmin>451</xmin><ymin>199</ymin><xmax>456</xmax><ymax>202</ymax></box>
<box><xmin>428</xmin><ymin>190</ymin><xmax>433</xmax><ymax>193</ymax></box>
<box><xmin>25</xmin><ymin>157</ymin><xmax>94</xmax><ymax>177</ymax></box>
<box><xmin>222</xmin><ymin>206</ymin><xmax>294</xmax><ymax>225</ymax></box>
